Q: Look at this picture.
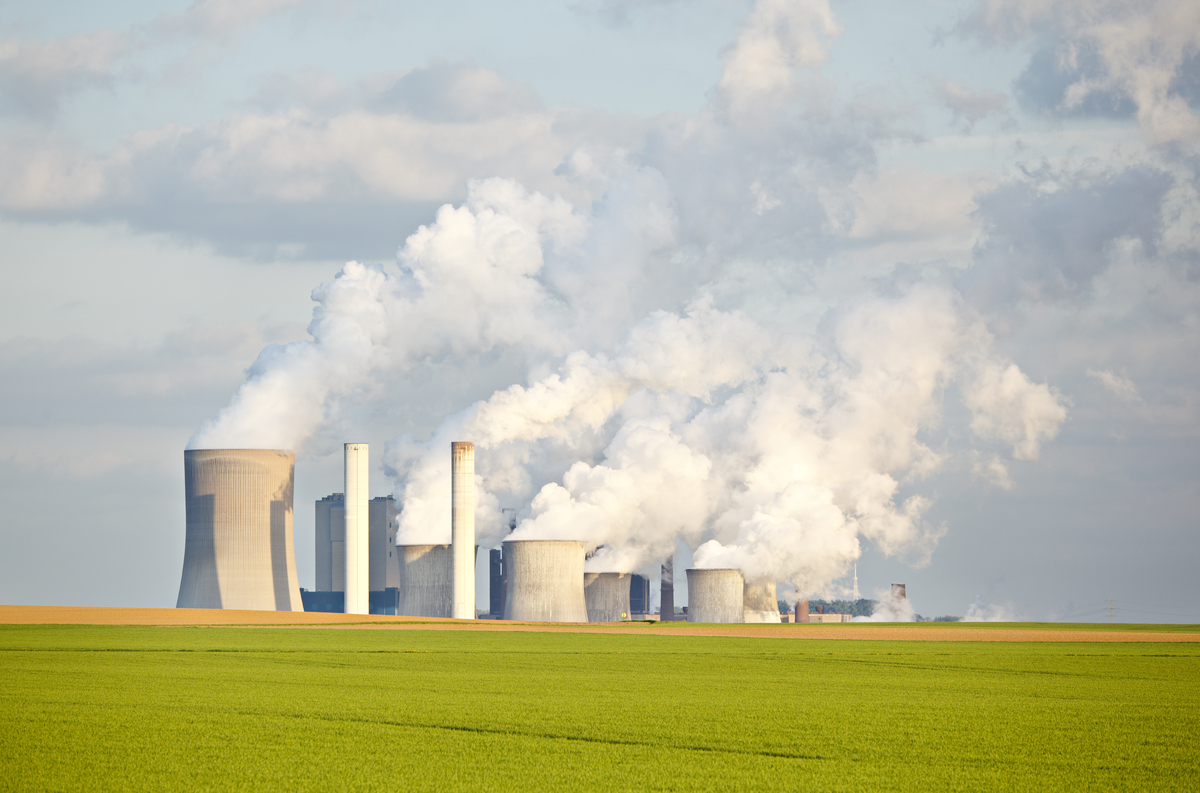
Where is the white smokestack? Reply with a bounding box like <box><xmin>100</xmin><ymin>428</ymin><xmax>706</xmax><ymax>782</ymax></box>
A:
<box><xmin>451</xmin><ymin>441</ymin><xmax>476</xmax><ymax>619</ymax></box>
<box><xmin>344</xmin><ymin>443</ymin><xmax>369</xmax><ymax>615</ymax></box>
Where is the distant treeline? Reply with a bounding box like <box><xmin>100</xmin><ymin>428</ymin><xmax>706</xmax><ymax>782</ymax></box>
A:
<box><xmin>779</xmin><ymin>599</ymin><xmax>961</xmax><ymax>621</ymax></box>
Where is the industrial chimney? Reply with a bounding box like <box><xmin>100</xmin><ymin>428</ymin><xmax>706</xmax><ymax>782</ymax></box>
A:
<box><xmin>686</xmin><ymin>568</ymin><xmax>744</xmax><ymax>623</ymax></box>
<box><xmin>502</xmin><ymin>540</ymin><xmax>588</xmax><ymax>622</ymax></box>
<box><xmin>892</xmin><ymin>583</ymin><xmax>906</xmax><ymax>600</ymax></box>
<box><xmin>177</xmin><ymin>449</ymin><xmax>302</xmax><ymax>611</ymax></box>
<box><xmin>742</xmin><ymin>580</ymin><xmax>781</xmax><ymax>623</ymax></box>
<box><xmin>344</xmin><ymin>443</ymin><xmax>369</xmax><ymax>615</ymax></box>
<box><xmin>660</xmin><ymin>556</ymin><xmax>676</xmax><ymax>621</ymax></box>
<box><xmin>451</xmin><ymin>442</ymin><xmax>475</xmax><ymax>619</ymax></box>
<box><xmin>584</xmin><ymin>572</ymin><xmax>632</xmax><ymax>622</ymax></box>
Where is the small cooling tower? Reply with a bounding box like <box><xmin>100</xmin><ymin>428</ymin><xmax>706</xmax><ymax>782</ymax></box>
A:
<box><xmin>396</xmin><ymin>544</ymin><xmax>453</xmax><ymax>617</ymax></box>
<box><xmin>502</xmin><ymin>540</ymin><xmax>588</xmax><ymax>622</ymax></box>
<box><xmin>177</xmin><ymin>449</ymin><xmax>302</xmax><ymax>611</ymax></box>
<box><xmin>743</xmin><ymin>580</ymin><xmax>781</xmax><ymax>623</ymax></box>
<box><xmin>686</xmin><ymin>568</ymin><xmax>744</xmax><ymax>623</ymax></box>
<box><xmin>584</xmin><ymin>572</ymin><xmax>632</xmax><ymax>622</ymax></box>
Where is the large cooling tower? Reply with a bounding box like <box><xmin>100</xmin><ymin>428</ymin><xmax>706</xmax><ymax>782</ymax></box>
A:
<box><xmin>396</xmin><ymin>544</ymin><xmax>453</xmax><ymax>617</ymax></box>
<box><xmin>344</xmin><ymin>443</ymin><xmax>369</xmax><ymax>615</ymax></box>
<box><xmin>451</xmin><ymin>442</ymin><xmax>475</xmax><ymax>619</ymax></box>
<box><xmin>502</xmin><ymin>540</ymin><xmax>588</xmax><ymax>622</ymax></box>
<box><xmin>584</xmin><ymin>572</ymin><xmax>632</xmax><ymax>622</ymax></box>
<box><xmin>686</xmin><ymin>568</ymin><xmax>744</xmax><ymax>623</ymax></box>
<box><xmin>177</xmin><ymin>449</ymin><xmax>302</xmax><ymax>611</ymax></box>
<box><xmin>743</xmin><ymin>580</ymin><xmax>781</xmax><ymax>623</ymax></box>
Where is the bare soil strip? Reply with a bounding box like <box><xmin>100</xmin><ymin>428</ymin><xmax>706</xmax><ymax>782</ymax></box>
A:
<box><xmin>2</xmin><ymin>605</ymin><xmax>1196</xmax><ymax>642</ymax></box>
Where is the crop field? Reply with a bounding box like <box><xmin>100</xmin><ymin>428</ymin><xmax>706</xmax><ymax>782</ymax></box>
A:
<box><xmin>1</xmin><ymin>623</ymin><xmax>1198</xmax><ymax>791</ymax></box>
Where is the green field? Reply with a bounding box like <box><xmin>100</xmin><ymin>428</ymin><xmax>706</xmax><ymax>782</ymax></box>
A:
<box><xmin>1</xmin><ymin>625</ymin><xmax>1197</xmax><ymax>791</ymax></box>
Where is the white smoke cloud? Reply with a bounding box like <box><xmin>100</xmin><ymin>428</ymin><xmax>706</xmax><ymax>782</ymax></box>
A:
<box><xmin>1087</xmin><ymin>367</ymin><xmax>1140</xmax><ymax>402</ymax></box>
<box><xmin>961</xmin><ymin>597</ymin><xmax>1020</xmax><ymax>622</ymax></box>
<box><xmin>182</xmin><ymin>0</ymin><xmax>1071</xmax><ymax>601</ymax></box>
<box><xmin>854</xmin><ymin>586</ymin><xmax>916</xmax><ymax>622</ymax></box>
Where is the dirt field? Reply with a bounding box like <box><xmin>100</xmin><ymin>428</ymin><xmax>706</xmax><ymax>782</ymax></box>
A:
<box><xmin>2</xmin><ymin>604</ymin><xmax>1196</xmax><ymax>642</ymax></box>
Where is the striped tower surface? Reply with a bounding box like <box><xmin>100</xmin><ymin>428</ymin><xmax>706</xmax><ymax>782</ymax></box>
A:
<box><xmin>177</xmin><ymin>449</ymin><xmax>302</xmax><ymax>611</ymax></box>
<box><xmin>584</xmin><ymin>572</ymin><xmax>632</xmax><ymax>622</ymax></box>
<box><xmin>451</xmin><ymin>442</ymin><xmax>476</xmax><ymax>619</ymax></box>
<box><xmin>743</xmin><ymin>580</ymin><xmax>782</xmax><ymax>623</ymax></box>
<box><xmin>686</xmin><ymin>568</ymin><xmax>745</xmax><ymax>623</ymax></box>
<box><xmin>344</xmin><ymin>443</ymin><xmax>369</xmax><ymax>615</ymax></box>
<box><xmin>502</xmin><ymin>540</ymin><xmax>588</xmax><ymax>622</ymax></box>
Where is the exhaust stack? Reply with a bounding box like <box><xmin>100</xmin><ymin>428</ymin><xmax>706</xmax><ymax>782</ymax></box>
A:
<box><xmin>451</xmin><ymin>442</ymin><xmax>476</xmax><ymax>619</ymax></box>
<box><xmin>343</xmin><ymin>443</ymin><xmax>369</xmax><ymax>615</ymax></box>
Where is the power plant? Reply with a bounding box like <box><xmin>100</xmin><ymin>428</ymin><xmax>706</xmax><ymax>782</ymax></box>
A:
<box><xmin>177</xmin><ymin>449</ymin><xmax>303</xmax><ymax>611</ymax></box>
<box><xmin>502</xmin><ymin>540</ymin><xmax>588</xmax><ymax>622</ymax></box>
<box><xmin>686</xmin><ymin>568</ymin><xmax>744</xmax><ymax>623</ymax></box>
<box><xmin>584</xmin><ymin>572</ymin><xmax>632</xmax><ymax>622</ymax></box>
<box><xmin>178</xmin><ymin>441</ymin><xmax>804</xmax><ymax>623</ymax></box>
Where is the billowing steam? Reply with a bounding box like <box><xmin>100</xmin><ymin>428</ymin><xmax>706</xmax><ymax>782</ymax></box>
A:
<box><xmin>187</xmin><ymin>0</ymin><xmax>1069</xmax><ymax>601</ymax></box>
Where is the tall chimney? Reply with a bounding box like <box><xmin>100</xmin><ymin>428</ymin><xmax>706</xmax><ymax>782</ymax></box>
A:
<box><xmin>344</xmin><ymin>443</ymin><xmax>369</xmax><ymax>615</ymax></box>
<box><xmin>660</xmin><ymin>556</ymin><xmax>675</xmax><ymax>621</ymax></box>
<box><xmin>796</xmin><ymin>598</ymin><xmax>809</xmax><ymax>623</ymax></box>
<box><xmin>451</xmin><ymin>442</ymin><xmax>475</xmax><ymax>619</ymax></box>
<box><xmin>891</xmin><ymin>583</ymin><xmax>906</xmax><ymax>600</ymax></box>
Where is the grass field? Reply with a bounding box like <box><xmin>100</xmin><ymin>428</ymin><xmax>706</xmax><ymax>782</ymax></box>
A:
<box><xmin>2</xmin><ymin>624</ymin><xmax>1198</xmax><ymax>791</ymax></box>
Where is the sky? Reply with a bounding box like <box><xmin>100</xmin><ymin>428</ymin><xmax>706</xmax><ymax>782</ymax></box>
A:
<box><xmin>0</xmin><ymin>0</ymin><xmax>1197</xmax><ymax>623</ymax></box>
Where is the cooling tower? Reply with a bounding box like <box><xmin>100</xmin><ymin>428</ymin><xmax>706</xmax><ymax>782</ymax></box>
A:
<box><xmin>584</xmin><ymin>572</ymin><xmax>632</xmax><ymax>622</ymax></box>
<box><xmin>686</xmin><ymin>568</ymin><xmax>744</xmax><ymax>623</ymax></box>
<box><xmin>344</xmin><ymin>443</ymin><xmax>369</xmax><ymax>615</ymax></box>
<box><xmin>177</xmin><ymin>449</ymin><xmax>302</xmax><ymax>611</ymax></box>
<box><xmin>451</xmin><ymin>442</ymin><xmax>475</xmax><ymax>619</ymax></box>
<box><xmin>396</xmin><ymin>544</ymin><xmax>453</xmax><ymax>617</ymax></box>
<box><xmin>743</xmin><ymin>580</ymin><xmax>781</xmax><ymax>623</ymax></box>
<box><xmin>502</xmin><ymin>540</ymin><xmax>588</xmax><ymax>622</ymax></box>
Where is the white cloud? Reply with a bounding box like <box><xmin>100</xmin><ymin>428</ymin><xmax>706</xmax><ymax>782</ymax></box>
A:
<box><xmin>1087</xmin><ymin>367</ymin><xmax>1140</xmax><ymax>401</ymax></box>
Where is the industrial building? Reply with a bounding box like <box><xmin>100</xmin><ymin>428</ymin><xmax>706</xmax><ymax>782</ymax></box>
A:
<box><xmin>177</xmin><ymin>449</ymin><xmax>303</xmax><ymax>611</ymax></box>
<box><xmin>309</xmin><ymin>490</ymin><xmax>399</xmax><ymax>614</ymax></box>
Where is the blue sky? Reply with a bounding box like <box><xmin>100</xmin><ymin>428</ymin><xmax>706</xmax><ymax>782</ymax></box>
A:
<box><xmin>0</xmin><ymin>0</ymin><xmax>1196</xmax><ymax>622</ymax></box>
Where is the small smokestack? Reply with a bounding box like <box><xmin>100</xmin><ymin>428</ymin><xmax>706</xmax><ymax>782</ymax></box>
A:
<box><xmin>451</xmin><ymin>442</ymin><xmax>475</xmax><ymax>619</ymax></box>
<box><xmin>660</xmin><ymin>556</ymin><xmax>675</xmax><ymax>621</ymax></box>
<box><xmin>344</xmin><ymin>443</ymin><xmax>369</xmax><ymax>615</ymax></box>
<box><xmin>796</xmin><ymin>598</ymin><xmax>809</xmax><ymax>623</ymax></box>
<box><xmin>891</xmin><ymin>583</ymin><xmax>906</xmax><ymax>600</ymax></box>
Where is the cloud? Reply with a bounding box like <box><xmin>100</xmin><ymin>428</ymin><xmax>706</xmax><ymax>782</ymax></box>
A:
<box><xmin>962</xmin><ymin>0</ymin><xmax>1200</xmax><ymax>145</ymax></box>
<box><xmin>935</xmin><ymin>79</ymin><xmax>1011</xmax><ymax>130</ymax></box>
<box><xmin>0</xmin><ymin>30</ymin><xmax>131</xmax><ymax>121</ymax></box>
<box><xmin>1087</xmin><ymin>368</ymin><xmax>1140</xmax><ymax>401</ymax></box>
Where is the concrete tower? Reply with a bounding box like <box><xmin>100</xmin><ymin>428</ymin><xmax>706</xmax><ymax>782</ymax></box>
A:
<box><xmin>369</xmin><ymin>495</ymin><xmax>400</xmax><ymax>591</ymax></box>
<box><xmin>584</xmin><ymin>572</ymin><xmax>632</xmax><ymax>622</ymax></box>
<box><xmin>344</xmin><ymin>443</ymin><xmax>369</xmax><ymax>615</ymax></box>
<box><xmin>177</xmin><ymin>449</ymin><xmax>302</xmax><ymax>611</ymax></box>
<box><xmin>686</xmin><ymin>568</ymin><xmax>744</xmax><ymax>623</ymax></box>
<box><xmin>743</xmin><ymin>580</ymin><xmax>781</xmax><ymax>623</ymax></box>
<box><xmin>396</xmin><ymin>544</ymin><xmax>453</xmax><ymax>617</ymax></box>
<box><xmin>502</xmin><ymin>540</ymin><xmax>588</xmax><ymax>622</ymax></box>
<box><xmin>451</xmin><ymin>442</ymin><xmax>475</xmax><ymax>619</ymax></box>
<box><xmin>660</xmin><ymin>556</ymin><xmax>676</xmax><ymax>621</ymax></box>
